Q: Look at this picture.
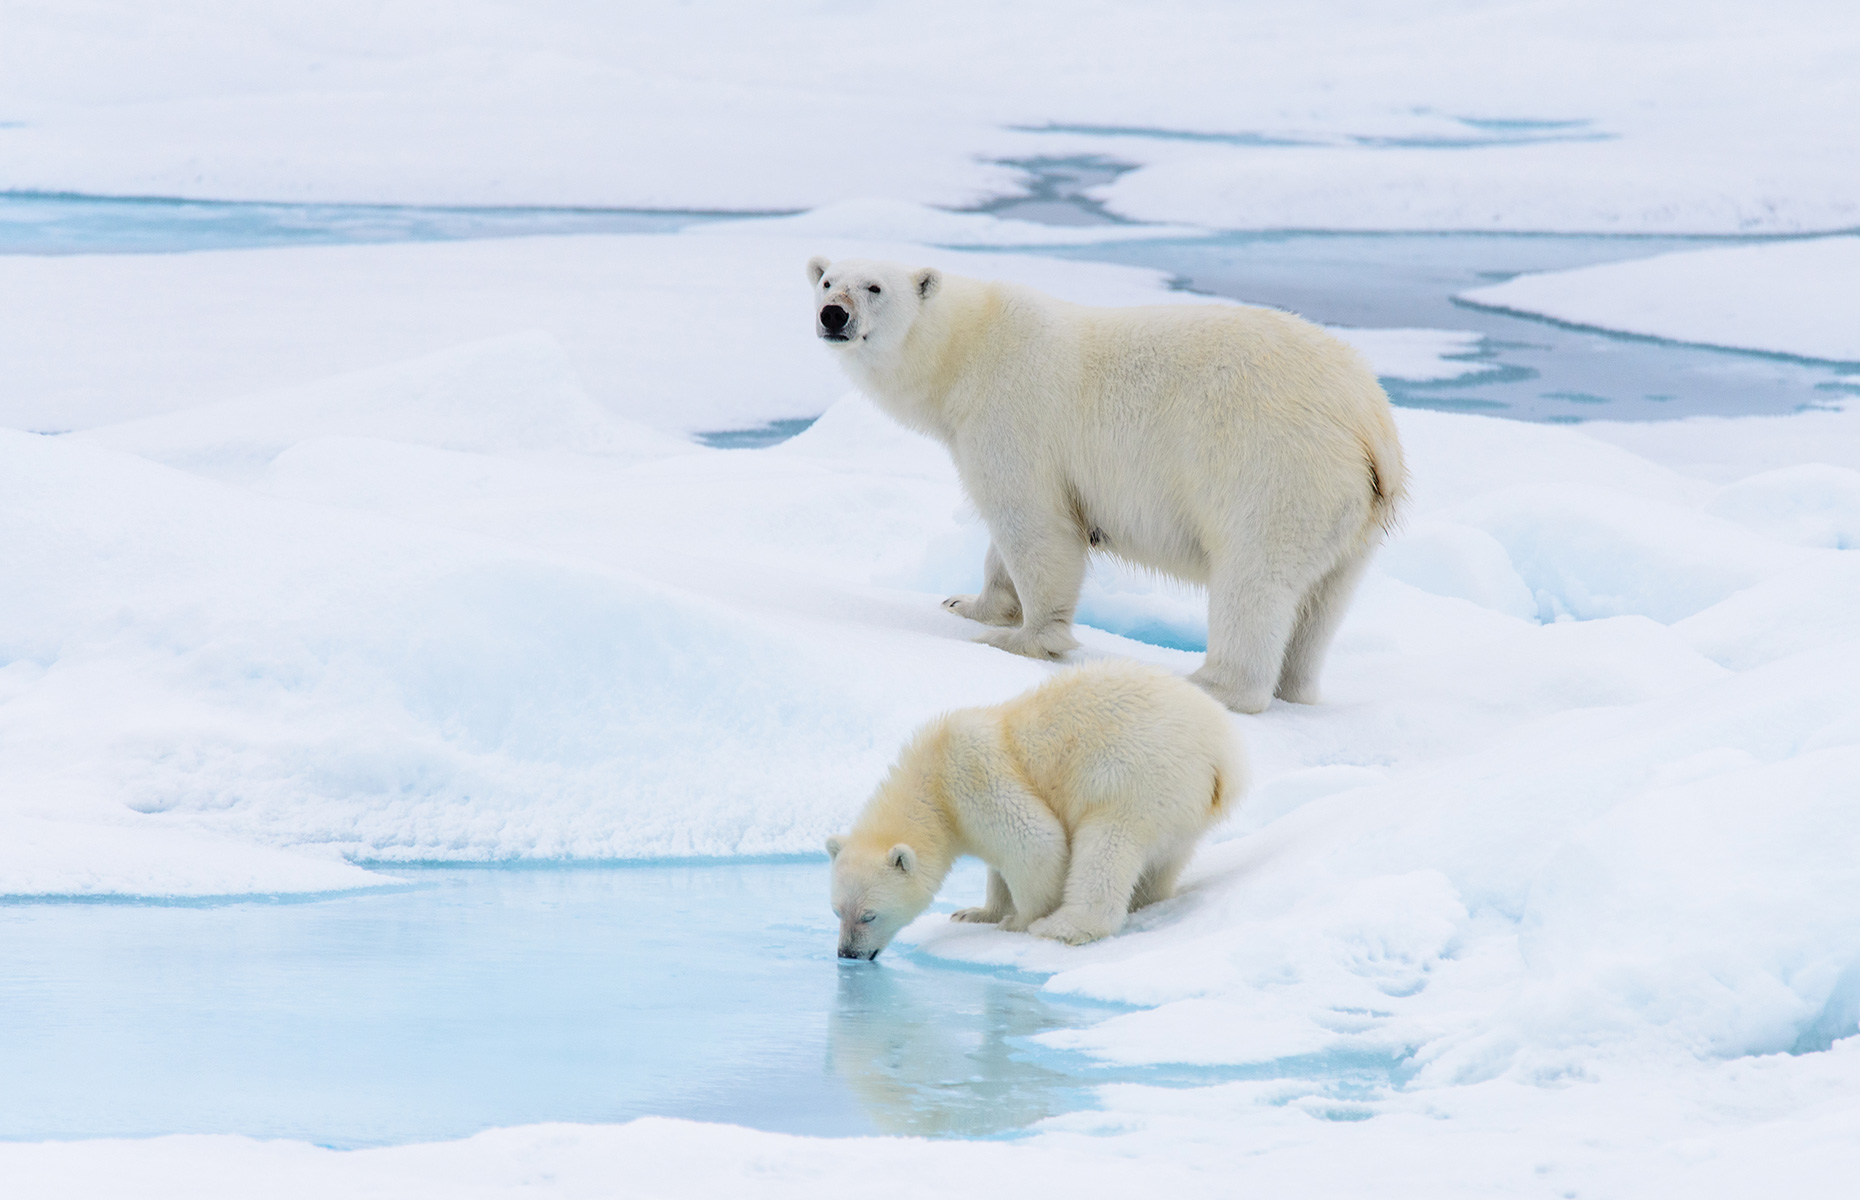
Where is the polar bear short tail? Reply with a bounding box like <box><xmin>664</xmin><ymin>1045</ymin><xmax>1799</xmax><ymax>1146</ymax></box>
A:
<box><xmin>1362</xmin><ymin>419</ymin><xmax>1409</xmax><ymax>536</ymax></box>
<box><xmin>1210</xmin><ymin>761</ymin><xmax>1240</xmax><ymax>822</ymax></box>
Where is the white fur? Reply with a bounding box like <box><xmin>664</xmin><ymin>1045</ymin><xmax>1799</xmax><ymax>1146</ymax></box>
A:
<box><xmin>807</xmin><ymin>255</ymin><xmax>1407</xmax><ymax>712</ymax></box>
<box><xmin>826</xmin><ymin>661</ymin><xmax>1245</xmax><ymax>953</ymax></box>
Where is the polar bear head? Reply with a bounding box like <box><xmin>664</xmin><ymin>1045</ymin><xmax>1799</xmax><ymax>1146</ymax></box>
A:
<box><xmin>807</xmin><ymin>256</ymin><xmax>942</xmax><ymax>356</ymax></box>
<box><xmin>825</xmin><ymin>833</ymin><xmax>934</xmax><ymax>960</ymax></box>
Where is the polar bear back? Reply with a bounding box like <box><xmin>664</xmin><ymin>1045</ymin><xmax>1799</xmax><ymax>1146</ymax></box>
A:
<box><xmin>915</xmin><ymin>281</ymin><xmax>1402</xmax><ymax>580</ymax></box>
<box><xmin>991</xmin><ymin>660</ymin><xmax>1243</xmax><ymax>833</ymax></box>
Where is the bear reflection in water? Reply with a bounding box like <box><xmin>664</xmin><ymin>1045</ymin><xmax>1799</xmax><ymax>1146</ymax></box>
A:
<box><xmin>827</xmin><ymin>961</ymin><xmax>1093</xmax><ymax>1137</ymax></box>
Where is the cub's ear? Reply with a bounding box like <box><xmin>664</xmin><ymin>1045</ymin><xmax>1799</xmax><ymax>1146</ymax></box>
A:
<box><xmin>888</xmin><ymin>844</ymin><xmax>917</xmax><ymax>874</ymax></box>
<box><xmin>913</xmin><ymin>268</ymin><xmax>940</xmax><ymax>299</ymax></box>
<box><xmin>825</xmin><ymin>835</ymin><xmax>845</xmax><ymax>860</ymax></box>
<box><xmin>807</xmin><ymin>256</ymin><xmax>831</xmax><ymax>285</ymax></box>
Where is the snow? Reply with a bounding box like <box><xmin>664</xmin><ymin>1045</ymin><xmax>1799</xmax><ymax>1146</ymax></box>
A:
<box><xmin>3</xmin><ymin>2</ymin><xmax>1857</xmax><ymax>233</ymax></box>
<box><xmin>1090</xmin><ymin>137</ymin><xmax>1860</xmax><ymax>233</ymax></box>
<box><xmin>1460</xmin><ymin>237</ymin><xmax>1860</xmax><ymax>362</ymax></box>
<box><xmin>4</xmin><ymin>217</ymin><xmax>1859</xmax><ymax>1191</ymax></box>
<box><xmin>0</xmin><ymin>233</ymin><xmax>1489</xmax><ymax>434</ymax></box>
<box><xmin>6</xmin><ymin>0</ymin><xmax>1860</xmax><ymax>1188</ymax></box>
<box><xmin>1325</xmin><ymin>327</ymin><xmax>1491</xmax><ymax>383</ymax></box>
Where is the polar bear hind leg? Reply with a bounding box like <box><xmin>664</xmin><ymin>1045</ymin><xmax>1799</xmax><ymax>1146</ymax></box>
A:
<box><xmin>1128</xmin><ymin>842</ymin><xmax>1195</xmax><ymax>912</ymax></box>
<box><xmin>1189</xmin><ymin>552</ymin><xmax>1304</xmax><ymax>714</ymax></box>
<box><xmin>943</xmin><ymin>542</ymin><xmax>1022</xmax><ymax>626</ymax></box>
<box><xmin>1275</xmin><ymin>542</ymin><xmax>1373</xmax><ymax>705</ymax></box>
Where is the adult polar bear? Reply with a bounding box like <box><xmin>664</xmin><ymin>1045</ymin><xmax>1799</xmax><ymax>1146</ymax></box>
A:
<box><xmin>809</xmin><ymin>256</ymin><xmax>1406</xmax><ymax>713</ymax></box>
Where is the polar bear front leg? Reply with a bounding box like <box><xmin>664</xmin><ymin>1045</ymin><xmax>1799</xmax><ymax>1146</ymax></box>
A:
<box><xmin>1027</xmin><ymin>817</ymin><xmax>1149</xmax><ymax>945</ymax></box>
<box><xmin>954</xmin><ymin>775</ymin><xmax>1070</xmax><ymax>932</ymax></box>
<box><xmin>943</xmin><ymin>543</ymin><xmax>1023</xmax><ymax>627</ymax></box>
<box><xmin>973</xmin><ymin>516</ymin><xmax>1086</xmax><ymax>661</ymax></box>
<box><xmin>950</xmin><ymin>868</ymin><xmax>1016</xmax><ymax>924</ymax></box>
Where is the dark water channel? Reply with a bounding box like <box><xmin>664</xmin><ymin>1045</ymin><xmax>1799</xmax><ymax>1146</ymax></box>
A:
<box><xmin>979</xmin><ymin>156</ymin><xmax>1857</xmax><ymax>423</ymax></box>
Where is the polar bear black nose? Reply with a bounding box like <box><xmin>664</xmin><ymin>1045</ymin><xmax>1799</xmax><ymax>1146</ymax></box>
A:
<box><xmin>837</xmin><ymin>945</ymin><xmax>861</xmax><ymax>959</ymax></box>
<box><xmin>819</xmin><ymin>304</ymin><xmax>849</xmax><ymax>333</ymax></box>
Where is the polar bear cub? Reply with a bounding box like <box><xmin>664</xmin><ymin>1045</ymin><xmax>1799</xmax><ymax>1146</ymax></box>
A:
<box><xmin>826</xmin><ymin>660</ymin><xmax>1245</xmax><ymax>958</ymax></box>
<box><xmin>808</xmin><ymin>256</ymin><xmax>1406</xmax><ymax>714</ymax></box>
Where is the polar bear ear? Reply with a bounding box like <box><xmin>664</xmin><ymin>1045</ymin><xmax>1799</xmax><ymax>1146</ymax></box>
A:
<box><xmin>913</xmin><ymin>268</ymin><xmax>940</xmax><ymax>299</ymax></box>
<box><xmin>888</xmin><ymin>844</ymin><xmax>917</xmax><ymax>874</ymax></box>
<box><xmin>825</xmin><ymin>835</ymin><xmax>845</xmax><ymax>860</ymax></box>
<box><xmin>807</xmin><ymin>256</ymin><xmax>830</xmax><ymax>285</ymax></box>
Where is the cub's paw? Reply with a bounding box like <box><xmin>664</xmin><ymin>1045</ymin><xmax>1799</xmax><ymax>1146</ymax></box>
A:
<box><xmin>978</xmin><ymin>623</ymin><xmax>1079</xmax><ymax>662</ymax></box>
<box><xmin>949</xmin><ymin>906</ymin><xmax>1005</xmax><ymax>924</ymax></box>
<box><xmin>1027</xmin><ymin>910</ymin><xmax>1111</xmax><ymax>946</ymax></box>
<box><xmin>942</xmin><ymin>594</ymin><xmax>1019</xmax><ymax>626</ymax></box>
<box><xmin>999</xmin><ymin>913</ymin><xmax>1036</xmax><ymax>933</ymax></box>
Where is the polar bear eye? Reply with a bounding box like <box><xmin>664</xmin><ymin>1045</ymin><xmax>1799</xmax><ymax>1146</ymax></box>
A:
<box><xmin>859</xmin><ymin>911</ymin><xmax>877</xmax><ymax>924</ymax></box>
<box><xmin>821</xmin><ymin>279</ymin><xmax>830</xmax><ymax>289</ymax></box>
<box><xmin>867</xmin><ymin>285</ymin><xmax>881</xmax><ymax>294</ymax></box>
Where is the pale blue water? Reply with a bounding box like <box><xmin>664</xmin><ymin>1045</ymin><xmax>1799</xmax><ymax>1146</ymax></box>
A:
<box><xmin>974</xmin><ymin>156</ymin><xmax>1857</xmax><ymax>422</ymax></box>
<box><xmin>696</xmin><ymin>417</ymin><xmax>821</xmax><ymax>450</ymax></box>
<box><xmin>5</xmin><ymin>186</ymin><xmax>1852</xmax><ymax>432</ymax></box>
<box><xmin>0</xmin><ymin>860</ymin><xmax>1410</xmax><ymax>1147</ymax></box>
<box><xmin>0</xmin><ymin>861</ymin><xmax>1114</xmax><ymax>1147</ymax></box>
<box><xmin>1048</xmin><ymin>230</ymin><xmax>1858</xmax><ymax>422</ymax></box>
<box><xmin>0</xmin><ymin>190</ymin><xmax>761</xmax><ymax>255</ymax></box>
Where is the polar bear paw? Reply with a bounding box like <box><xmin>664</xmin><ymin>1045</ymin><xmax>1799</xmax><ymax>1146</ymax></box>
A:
<box><xmin>942</xmin><ymin>594</ymin><xmax>1021</xmax><ymax>626</ymax></box>
<box><xmin>1027</xmin><ymin>909</ymin><xmax>1112</xmax><ymax>946</ymax></box>
<box><xmin>949</xmin><ymin>906</ymin><xmax>1007</xmax><ymax>924</ymax></box>
<box><xmin>978</xmin><ymin>622</ymin><xmax>1079</xmax><ymax>661</ymax></box>
<box><xmin>1187</xmin><ymin>666</ymin><xmax>1272</xmax><ymax>715</ymax></box>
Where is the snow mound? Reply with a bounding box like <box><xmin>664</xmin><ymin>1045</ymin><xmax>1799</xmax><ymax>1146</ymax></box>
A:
<box><xmin>1706</xmin><ymin>463</ymin><xmax>1860</xmax><ymax>549</ymax></box>
<box><xmin>0</xmin><ymin>431</ymin><xmax>930</xmax><ymax>880</ymax></box>
<box><xmin>1462</xmin><ymin>484</ymin><xmax>1810</xmax><ymax>623</ymax></box>
<box><xmin>76</xmin><ymin>333</ymin><xmax>688</xmax><ymax>480</ymax></box>
<box><xmin>1375</xmin><ymin>521</ymin><xmax>1537</xmax><ymax>619</ymax></box>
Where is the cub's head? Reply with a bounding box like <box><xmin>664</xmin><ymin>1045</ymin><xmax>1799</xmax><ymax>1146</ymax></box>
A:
<box><xmin>825</xmin><ymin>833</ymin><xmax>935</xmax><ymax>961</ymax></box>
<box><xmin>806</xmin><ymin>256</ymin><xmax>942</xmax><ymax>355</ymax></box>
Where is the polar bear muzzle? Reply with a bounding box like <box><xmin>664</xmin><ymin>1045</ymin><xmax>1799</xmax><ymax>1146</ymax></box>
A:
<box><xmin>818</xmin><ymin>303</ymin><xmax>851</xmax><ymax>341</ymax></box>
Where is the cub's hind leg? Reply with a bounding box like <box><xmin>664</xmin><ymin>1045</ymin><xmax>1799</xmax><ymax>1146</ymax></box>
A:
<box><xmin>1128</xmin><ymin>845</ymin><xmax>1194</xmax><ymax>912</ymax></box>
<box><xmin>1027</xmin><ymin>816</ymin><xmax>1149</xmax><ymax>945</ymax></box>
